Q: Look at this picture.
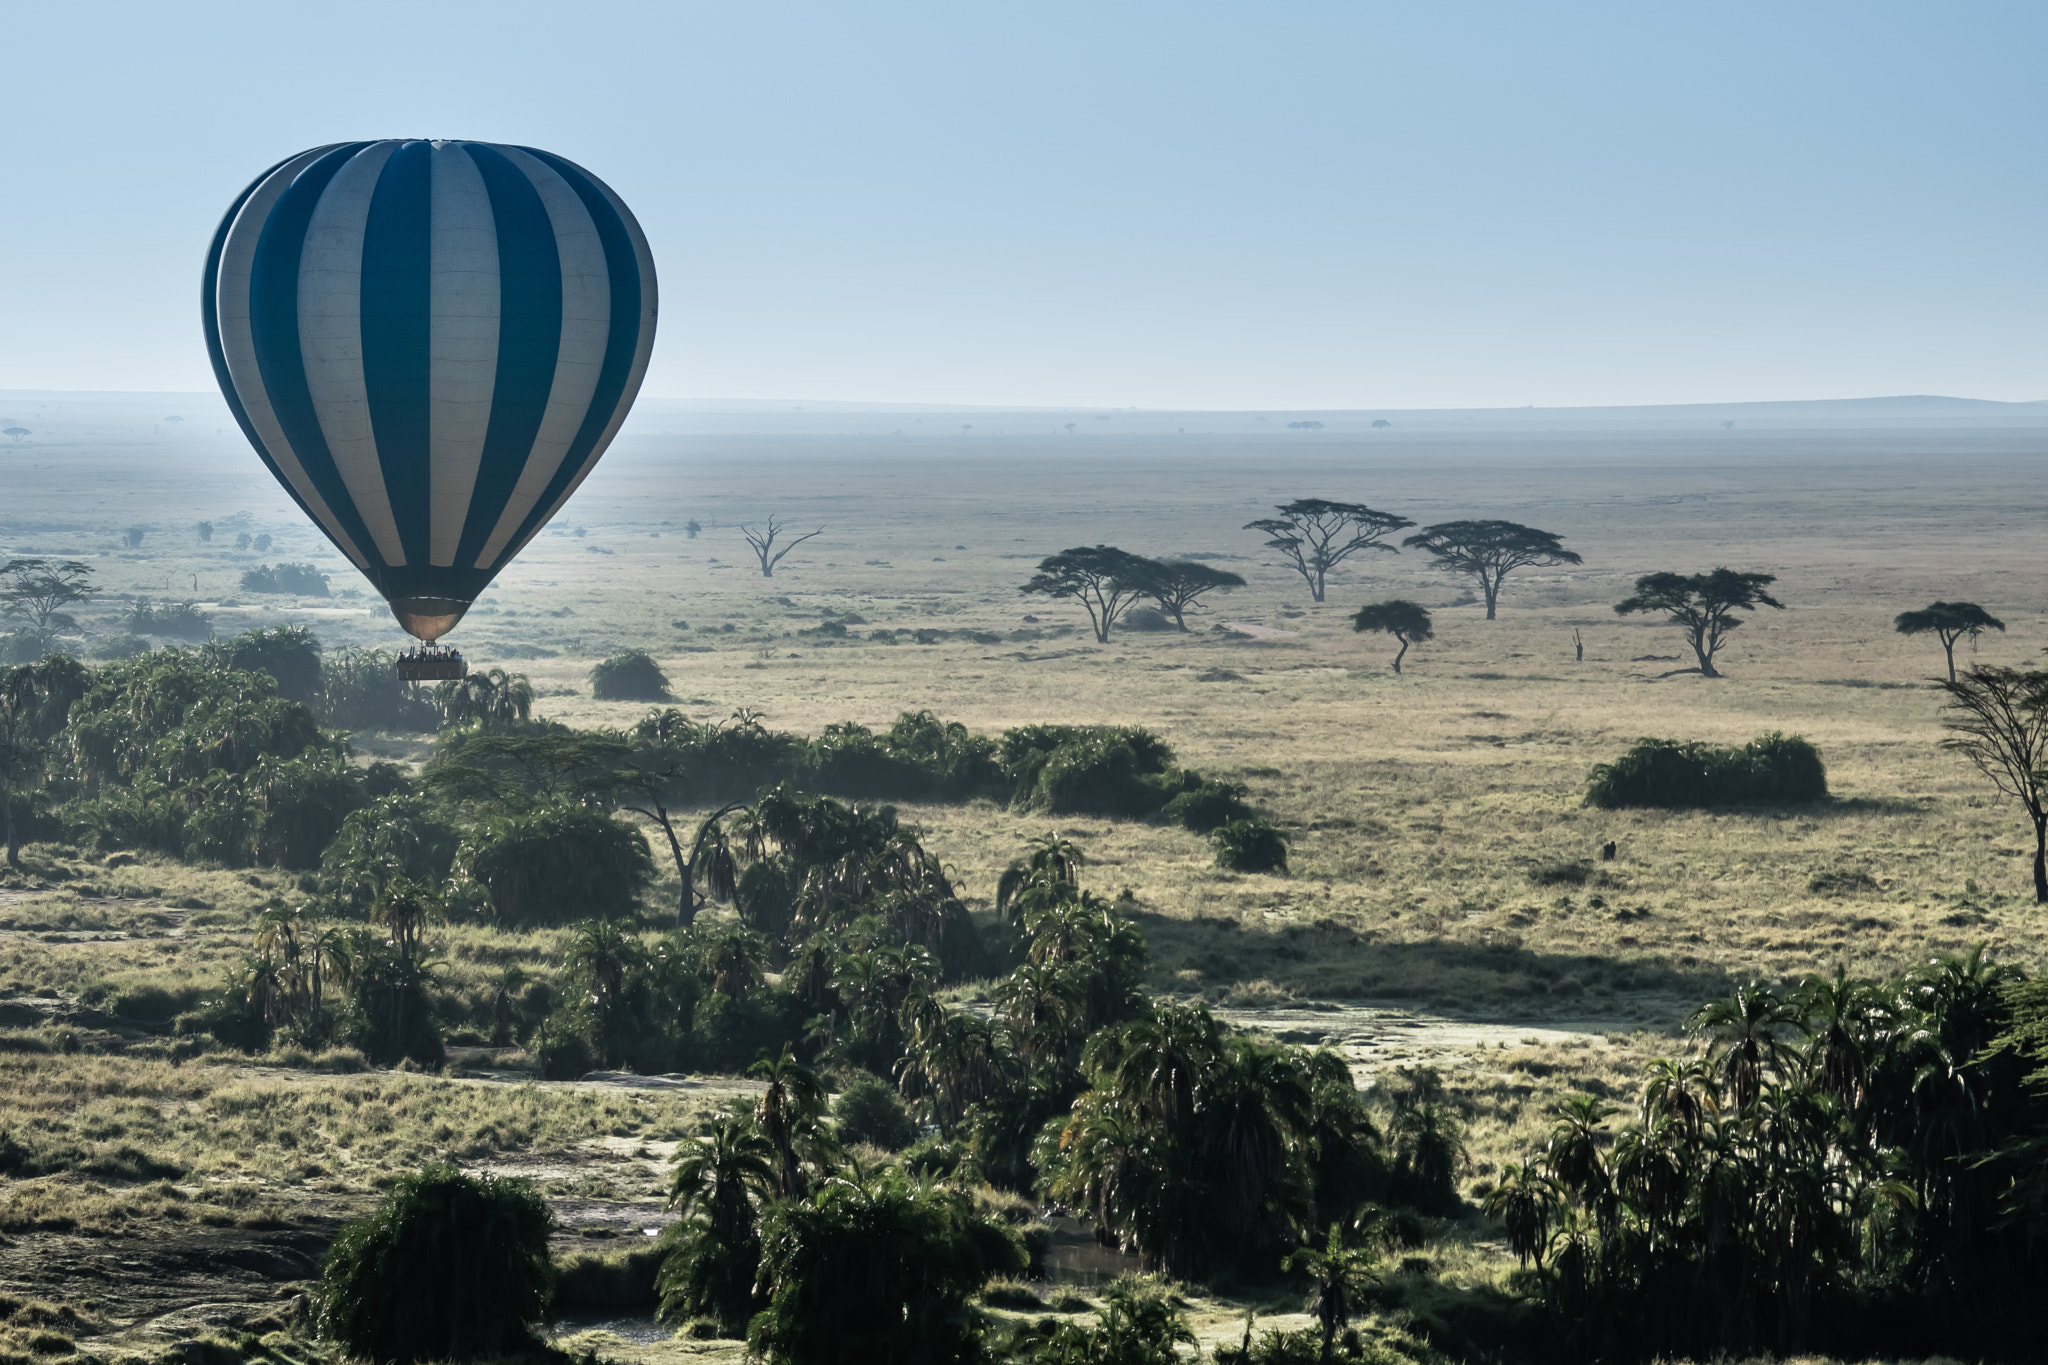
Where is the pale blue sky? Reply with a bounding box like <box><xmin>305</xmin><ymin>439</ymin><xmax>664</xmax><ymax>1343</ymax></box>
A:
<box><xmin>2</xmin><ymin>1</ymin><xmax>2040</xmax><ymax>408</ymax></box>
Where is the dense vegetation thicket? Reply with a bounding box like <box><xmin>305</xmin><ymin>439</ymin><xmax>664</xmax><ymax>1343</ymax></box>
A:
<box><xmin>1585</xmin><ymin>732</ymin><xmax>1827</xmax><ymax>809</ymax></box>
<box><xmin>1486</xmin><ymin>953</ymin><xmax>2048</xmax><ymax>1362</ymax></box>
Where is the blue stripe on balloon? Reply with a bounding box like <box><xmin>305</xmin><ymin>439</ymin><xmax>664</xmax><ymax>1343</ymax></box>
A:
<box><xmin>456</xmin><ymin>143</ymin><xmax>563</xmax><ymax>570</ymax></box>
<box><xmin>247</xmin><ymin>143</ymin><xmax>388</xmax><ymax>576</ymax></box>
<box><xmin>496</xmin><ymin>146</ymin><xmax>643</xmax><ymax>554</ymax></box>
<box><xmin>359</xmin><ymin>140</ymin><xmax>434</xmax><ymax>570</ymax></box>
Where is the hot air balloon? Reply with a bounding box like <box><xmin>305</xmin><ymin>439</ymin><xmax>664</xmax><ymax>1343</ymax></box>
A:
<box><xmin>201</xmin><ymin>140</ymin><xmax>658</xmax><ymax>679</ymax></box>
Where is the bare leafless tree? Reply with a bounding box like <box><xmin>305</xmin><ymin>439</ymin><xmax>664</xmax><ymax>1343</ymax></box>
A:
<box><xmin>1940</xmin><ymin>665</ymin><xmax>2048</xmax><ymax>902</ymax></box>
<box><xmin>740</xmin><ymin>516</ymin><xmax>823</xmax><ymax>578</ymax></box>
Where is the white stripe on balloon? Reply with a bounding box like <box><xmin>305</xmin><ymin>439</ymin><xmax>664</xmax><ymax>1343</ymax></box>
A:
<box><xmin>472</xmin><ymin>145</ymin><xmax>611</xmax><ymax>571</ymax></box>
<box><xmin>215</xmin><ymin>143</ymin><xmax>374</xmax><ymax>572</ymax></box>
<box><xmin>509</xmin><ymin>160</ymin><xmax>659</xmax><ymax>565</ymax></box>
<box><xmin>299</xmin><ymin>142</ymin><xmax>407</xmax><ymax>565</ymax></box>
<box><xmin>427</xmin><ymin>142</ymin><xmax>501</xmax><ymax>568</ymax></box>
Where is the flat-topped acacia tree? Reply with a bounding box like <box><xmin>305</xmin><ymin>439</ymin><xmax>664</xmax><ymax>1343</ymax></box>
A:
<box><xmin>1021</xmin><ymin>546</ymin><xmax>1157</xmax><ymax>642</ymax></box>
<box><xmin>1615</xmin><ymin>568</ymin><xmax>1783</xmax><ymax>678</ymax></box>
<box><xmin>1244</xmin><ymin>499</ymin><xmax>1413</xmax><ymax>603</ymax></box>
<box><xmin>1351</xmin><ymin>599</ymin><xmax>1434</xmax><ymax>673</ymax></box>
<box><xmin>1896</xmin><ymin>601</ymin><xmax>2005</xmax><ymax>682</ymax></box>
<box><xmin>1401</xmin><ymin>520</ymin><xmax>1580</xmax><ymax>619</ymax></box>
<box><xmin>1941</xmin><ymin>666</ymin><xmax>2048</xmax><ymax>902</ymax></box>
<box><xmin>1140</xmin><ymin>559</ymin><xmax>1247</xmax><ymax>630</ymax></box>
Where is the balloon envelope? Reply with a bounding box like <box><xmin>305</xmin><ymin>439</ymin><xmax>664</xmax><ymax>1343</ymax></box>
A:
<box><xmin>202</xmin><ymin>140</ymin><xmax>658</xmax><ymax>640</ymax></box>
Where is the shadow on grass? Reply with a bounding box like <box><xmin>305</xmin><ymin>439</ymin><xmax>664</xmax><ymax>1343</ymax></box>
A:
<box><xmin>1138</xmin><ymin>912</ymin><xmax>1735</xmax><ymax>1016</ymax></box>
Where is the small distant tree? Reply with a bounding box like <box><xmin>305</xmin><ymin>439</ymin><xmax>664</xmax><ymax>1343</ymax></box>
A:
<box><xmin>196</xmin><ymin>521</ymin><xmax>214</xmax><ymax>543</ymax></box>
<box><xmin>1371</xmin><ymin>419</ymin><xmax>1390</xmax><ymax>430</ymax></box>
<box><xmin>1351</xmin><ymin>600</ymin><xmax>1434</xmax><ymax>673</ymax></box>
<box><xmin>591</xmin><ymin>650</ymin><xmax>673</xmax><ymax>702</ymax></box>
<box><xmin>1244</xmin><ymin>499</ymin><xmax>1413</xmax><ymax>603</ymax></box>
<box><xmin>1401</xmin><ymin>520</ymin><xmax>1581</xmax><ymax>619</ymax></box>
<box><xmin>0</xmin><ymin>559</ymin><xmax>94</xmax><ymax>634</ymax></box>
<box><xmin>685</xmin><ymin>519</ymin><xmax>702</xmax><ymax>539</ymax></box>
<box><xmin>235</xmin><ymin>532</ymin><xmax>252</xmax><ymax>551</ymax></box>
<box><xmin>253</xmin><ymin>533</ymin><xmax>272</xmax><ymax>552</ymax></box>
<box><xmin>1896</xmin><ymin>601</ymin><xmax>2004</xmax><ymax>683</ymax></box>
<box><xmin>1139</xmin><ymin>560</ymin><xmax>1246</xmax><ymax>630</ymax></box>
<box><xmin>1</xmin><ymin>428</ymin><xmax>28</xmax><ymax>442</ymax></box>
<box><xmin>1021</xmin><ymin>546</ymin><xmax>1156</xmax><ymax>643</ymax></box>
<box><xmin>1614</xmin><ymin>569</ymin><xmax>1784</xmax><ymax>678</ymax></box>
<box><xmin>742</xmin><ymin>515</ymin><xmax>823</xmax><ymax>578</ymax></box>
<box><xmin>240</xmin><ymin>562</ymin><xmax>329</xmax><ymax>596</ymax></box>
<box><xmin>1940</xmin><ymin>666</ymin><xmax>2048</xmax><ymax>903</ymax></box>
<box><xmin>124</xmin><ymin>526</ymin><xmax>147</xmax><ymax>549</ymax></box>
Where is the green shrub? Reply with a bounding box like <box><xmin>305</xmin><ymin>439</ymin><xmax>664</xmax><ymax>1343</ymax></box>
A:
<box><xmin>316</xmin><ymin>1162</ymin><xmax>553</xmax><ymax>1361</ymax></box>
<box><xmin>538</xmin><ymin>1029</ymin><xmax>594</xmax><ymax>1081</ymax></box>
<box><xmin>1161</xmin><ymin>780</ymin><xmax>1257</xmax><ymax>833</ymax></box>
<box><xmin>239</xmin><ymin>563</ymin><xmax>330</xmax><ymax>597</ymax></box>
<box><xmin>901</xmin><ymin>1133</ymin><xmax>970</xmax><ymax>1180</ymax></box>
<box><xmin>321</xmin><ymin>646</ymin><xmax>439</xmax><ymax>732</ymax></box>
<box><xmin>1211</xmin><ymin>820</ymin><xmax>1289</xmax><ymax>873</ymax></box>
<box><xmin>835</xmin><ymin>1077</ymin><xmax>915</xmax><ymax>1151</ymax></box>
<box><xmin>209</xmin><ymin>624</ymin><xmax>324</xmax><ymax>705</ymax></box>
<box><xmin>1585</xmin><ymin>731</ymin><xmax>1827</xmax><ymax>809</ymax></box>
<box><xmin>747</xmin><ymin>1168</ymin><xmax>1025</xmax><ymax>1365</ymax></box>
<box><xmin>125</xmin><ymin>599</ymin><xmax>213</xmax><ymax>640</ymax></box>
<box><xmin>459</xmin><ymin>802</ymin><xmax>654</xmax><ymax>927</ymax></box>
<box><xmin>590</xmin><ymin>650</ymin><xmax>673</xmax><ymax>702</ymax></box>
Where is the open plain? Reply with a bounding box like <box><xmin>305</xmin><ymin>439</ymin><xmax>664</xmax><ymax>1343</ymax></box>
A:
<box><xmin>1</xmin><ymin>394</ymin><xmax>2046</xmax><ymax>1359</ymax></box>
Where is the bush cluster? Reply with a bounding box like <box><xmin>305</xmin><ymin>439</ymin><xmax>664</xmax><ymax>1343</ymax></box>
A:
<box><xmin>238</xmin><ymin>562</ymin><xmax>330</xmax><ymax>596</ymax></box>
<box><xmin>1585</xmin><ymin>731</ymin><xmax>1827</xmax><ymax>808</ymax></box>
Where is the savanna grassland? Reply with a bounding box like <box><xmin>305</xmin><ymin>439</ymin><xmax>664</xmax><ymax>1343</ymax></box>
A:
<box><xmin>1</xmin><ymin>394</ymin><xmax>2046</xmax><ymax>1361</ymax></box>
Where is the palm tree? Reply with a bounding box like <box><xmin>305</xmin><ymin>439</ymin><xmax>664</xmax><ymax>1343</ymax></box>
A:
<box><xmin>370</xmin><ymin>875</ymin><xmax>442</xmax><ymax>967</ymax></box>
<box><xmin>1638</xmin><ymin>1056</ymin><xmax>1720</xmax><ymax>1142</ymax></box>
<box><xmin>1484</xmin><ymin>1162</ymin><xmax>1561</xmax><ymax>1267</ymax></box>
<box><xmin>995</xmin><ymin>832</ymin><xmax>1085</xmax><ymax>922</ymax></box>
<box><xmin>896</xmin><ymin>1008</ymin><xmax>1005</xmax><ymax>1129</ymax></box>
<box><xmin>1689</xmin><ymin>982</ymin><xmax>1794</xmax><ymax>1112</ymax></box>
<box><xmin>993</xmin><ymin>960</ymin><xmax>1083</xmax><ymax>1068</ymax></box>
<box><xmin>751</xmin><ymin>1046</ymin><xmax>828</xmax><ymax>1200</ymax></box>
<box><xmin>1284</xmin><ymin>1223</ymin><xmax>1381</xmax><ymax>1365</ymax></box>
<box><xmin>660</xmin><ymin>1112</ymin><xmax>779</xmax><ymax>1332</ymax></box>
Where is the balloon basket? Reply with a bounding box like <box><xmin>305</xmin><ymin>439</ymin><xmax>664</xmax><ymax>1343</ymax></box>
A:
<box><xmin>396</xmin><ymin>650</ymin><xmax>467</xmax><ymax>683</ymax></box>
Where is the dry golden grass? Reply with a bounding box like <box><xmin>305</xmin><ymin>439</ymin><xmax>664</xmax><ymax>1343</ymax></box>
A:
<box><xmin>3</xmin><ymin>420</ymin><xmax>2045</xmax><ymax>1358</ymax></box>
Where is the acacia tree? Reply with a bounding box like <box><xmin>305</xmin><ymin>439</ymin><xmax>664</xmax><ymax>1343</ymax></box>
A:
<box><xmin>1021</xmin><ymin>546</ymin><xmax>1156</xmax><ymax>643</ymax></box>
<box><xmin>1896</xmin><ymin>601</ymin><xmax>2004</xmax><ymax>683</ymax></box>
<box><xmin>1940</xmin><ymin>666</ymin><xmax>2048</xmax><ymax>902</ymax></box>
<box><xmin>740</xmin><ymin>516</ymin><xmax>823</xmax><ymax>578</ymax></box>
<box><xmin>1614</xmin><ymin>568</ymin><xmax>1784</xmax><ymax>678</ymax></box>
<box><xmin>1401</xmin><ymin>520</ymin><xmax>1580</xmax><ymax>619</ymax></box>
<box><xmin>0</xmin><ymin>558</ymin><xmax>94</xmax><ymax>634</ymax></box>
<box><xmin>1351</xmin><ymin>600</ymin><xmax>1433</xmax><ymax>673</ymax></box>
<box><xmin>1139</xmin><ymin>559</ymin><xmax>1246</xmax><ymax>630</ymax></box>
<box><xmin>1244</xmin><ymin>500</ymin><xmax>1413</xmax><ymax>603</ymax></box>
